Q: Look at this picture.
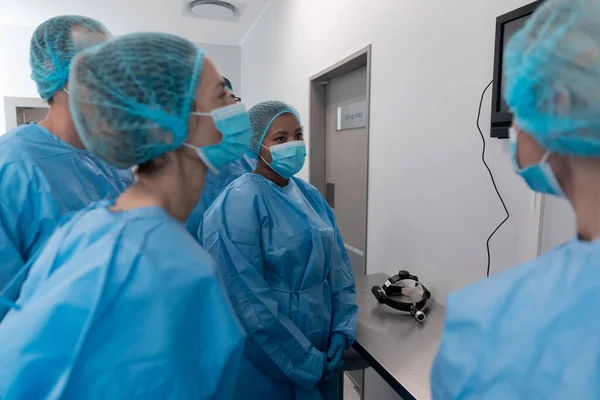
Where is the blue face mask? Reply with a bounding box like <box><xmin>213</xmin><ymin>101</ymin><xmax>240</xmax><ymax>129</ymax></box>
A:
<box><xmin>184</xmin><ymin>103</ymin><xmax>251</xmax><ymax>173</ymax></box>
<box><xmin>261</xmin><ymin>141</ymin><xmax>306</xmax><ymax>178</ymax></box>
<box><xmin>510</xmin><ymin>127</ymin><xmax>565</xmax><ymax>197</ymax></box>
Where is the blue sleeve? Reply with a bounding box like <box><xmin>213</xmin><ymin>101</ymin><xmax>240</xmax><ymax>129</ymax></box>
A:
<box><xmin>324</xmin><ymin>202</ymin><xmax>358</xmax><ymax>346</ymax></box>
<box><xmin>202</xmin><ymin>188</ymin><xmax>326</xmax><ymax>389</ymax></box>
<box><xmin>0</xmin><ymin>231</ymin><xmax>107</xmax><ymax>400</ymax></box>
<box><xmin>0</xmin><ymin>198</ymin><xmax>25</xmax><ymax>295</ymax></box>
<box><xmin>0</xmin><ymin>227</ymin><xmax>245</xmax><ymax>400</ymax></box>
<box><xmin>0</xmin><ymin>162</ymin><xmax>41</xmax><ymax>300</ymax></box>
<box><xmin>430</xmin><ymin>290</ymin><xmax>489</xmax><ymax>400</ymax></box>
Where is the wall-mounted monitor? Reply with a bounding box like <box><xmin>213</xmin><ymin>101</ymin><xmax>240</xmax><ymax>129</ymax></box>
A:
<box><xmin>491</xmin><ymin>1</ymin><xmax>544</xmax><ymax>139</ymax></box>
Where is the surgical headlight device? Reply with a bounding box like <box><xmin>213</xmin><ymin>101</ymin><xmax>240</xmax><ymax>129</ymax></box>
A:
<box><xmin>371</xmin><ymin>270</ymin><xmax>431</xmax><ymax>323</ymax></box>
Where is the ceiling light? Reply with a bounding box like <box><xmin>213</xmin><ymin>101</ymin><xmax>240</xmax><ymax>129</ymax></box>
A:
<box><xmin>188</xmin><ymin>0</ymin><xmax>237</xmax><ymax>19</ymax></box>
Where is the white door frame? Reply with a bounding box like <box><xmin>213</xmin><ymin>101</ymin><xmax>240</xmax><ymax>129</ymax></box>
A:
<box><xmin>308</xmin><ymin>45</ymin><xmax>372</xmax><ymax>272</ymax></box>
<box><xmin>533</xmin><ymin>192</ymin><xmax>545</xmax><ymax>257</ymax></box>
<box><xmin>4</xmin><ymin>96</ymin><xmax>48</xmax><ymax>131</ymax></box>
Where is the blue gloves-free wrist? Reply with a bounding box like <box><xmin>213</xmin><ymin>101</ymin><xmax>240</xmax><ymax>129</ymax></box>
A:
<box><xmin>326</xmin><ymin>333</ymin><xmax>347</xmax><ymax>372</ymax></box>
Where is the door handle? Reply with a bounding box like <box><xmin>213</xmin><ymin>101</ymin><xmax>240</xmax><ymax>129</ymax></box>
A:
<box><xmin>326</xmin><ymin>182</ymin><xmax>335</xmax><ymax>209</ymax></box>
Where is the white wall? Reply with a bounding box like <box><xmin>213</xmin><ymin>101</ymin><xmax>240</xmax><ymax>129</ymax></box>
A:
<box><xmin>0</xmin><ymin>24</ymin><xmax>241</xmax><ymax>132</ymax></box>
<box><xmin>197</xmin><ymin>42</ymin><xmax>242</xmax><ymax>98</ymax></box>
<box><xmin>241</xmin><ymin>0</ymin><xmax>541</xmax><ymax>301</ymax></box>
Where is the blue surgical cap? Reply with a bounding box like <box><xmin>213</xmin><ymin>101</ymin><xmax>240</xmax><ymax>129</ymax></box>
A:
<box><xmin>30</xmin><ymin>15</ymin><xmax>112</xmax><ymax>101</ymax></box>
<box><xmin>69</xmin><ymin>32</ymin><xmax>205</xmax><ymax>169</ymax></box>
<box><xmin>504</xmin><ymin>0</ymin><xmax>600</xmax><ymax>157</ymax></box>
<box><xmin>248</xmin><ymin>100</ymin><xmax>301</xmax><ymax>157</ymax></box>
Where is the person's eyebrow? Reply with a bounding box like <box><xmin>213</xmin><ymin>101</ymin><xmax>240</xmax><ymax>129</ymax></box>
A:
<box><xmin>272</xmin><ymin>129</ymin><xmax>290</xmax><ymax>136</ymax></box>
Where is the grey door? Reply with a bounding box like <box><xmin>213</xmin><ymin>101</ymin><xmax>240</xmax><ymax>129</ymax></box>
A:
<box><xmin>325</xmin><ymin>66</ymin><xmax>368</xmax><ymax>278</ymax></box>
<box><xmin>16</xmin><ymin>106</ymin><xmax>48</xmax><ymax>125</ymax></box>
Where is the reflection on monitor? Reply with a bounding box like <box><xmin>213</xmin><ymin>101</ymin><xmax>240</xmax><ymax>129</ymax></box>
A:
<box><xmin>491</xmin><ymin>1</ymin><xmax>544</xmax><ymax>139</ymax></box>
<box><xmin>500</xmin><ymin>16</ymin><xmax>530</xmax><ymax>112</ymax></box>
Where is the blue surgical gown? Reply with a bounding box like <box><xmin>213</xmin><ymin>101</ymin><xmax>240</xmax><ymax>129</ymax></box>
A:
<box><xmin>0</xmin><ymin>124</ymin><xmax>133</xmax><ymax>297</ymax></box>
<box><xmin>202</xmin><ymin>173</ymin><xmax>358</xmax><ymax>400</ymax></box>
<box><xmin>0</xmin><ymin>201</ymin><xmax>245</xmax><ymax>400</ymax></box>
<box><xmin>186</xmin><ymin>154</ymin><xmax>256</xmax><ymax>237</ymax></box>
<box><xmin>431</xmin><ymin>238</ymin><xmax>600</xmax><ymax>399</ymax></box>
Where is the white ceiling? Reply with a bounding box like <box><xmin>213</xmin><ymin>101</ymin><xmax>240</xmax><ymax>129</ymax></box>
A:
<box><xmin>0</xmin><ymin>0</ymin><xmax>273</xmax><ymax>45</ymax></box>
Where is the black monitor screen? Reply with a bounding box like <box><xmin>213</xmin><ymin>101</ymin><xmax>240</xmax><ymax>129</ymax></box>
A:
<box><xmin>492</xmin><ymin>1</ymin><xmax>543</xmax><ymax>138</ymax></box>
<box><xmin>500</xmin><ymin>15</ymin><xmax>530</xmax><ymax>112</ymax></box>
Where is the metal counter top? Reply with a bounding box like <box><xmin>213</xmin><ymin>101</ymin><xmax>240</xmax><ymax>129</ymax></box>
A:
<box><xmin>352</xmin><ymin>274</ymin><xmax>445</xmax><ymax>400</ymax></box>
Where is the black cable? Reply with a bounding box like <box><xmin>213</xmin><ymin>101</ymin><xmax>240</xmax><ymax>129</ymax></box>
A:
<box><xmin>477</xmin><ymin>80</ymin><xmax>510</xmax><ymax>277</ymax></box>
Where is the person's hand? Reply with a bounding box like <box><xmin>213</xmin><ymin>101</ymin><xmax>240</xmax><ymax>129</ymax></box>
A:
<box><xmin>321</xmin><ymin>351</ymin><xmax>328</xmax><ymax>373</ymax></box>
<box><xmin>325</xmin><ymin>333</ymin><xmax>347</xmax><ymax>373</ymax></box>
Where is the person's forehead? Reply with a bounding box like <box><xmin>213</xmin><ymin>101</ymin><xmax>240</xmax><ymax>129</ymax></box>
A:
<box><xmin>195</xmin><ymin>58</ymin><xmax>222</xmax><ymax>95</ymax></box>
<box><xmin>203</xmin><ymin>58</ymin><xmax>220</xmax><ymax>79</ymax></box>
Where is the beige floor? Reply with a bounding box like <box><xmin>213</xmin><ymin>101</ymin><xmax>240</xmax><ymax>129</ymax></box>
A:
<box><xmin>344</xmin><ymin>373</ymin><xmax>361</xmax><ymax>400</ymax></box>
